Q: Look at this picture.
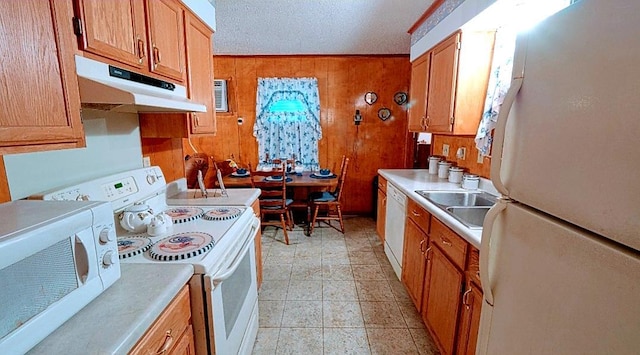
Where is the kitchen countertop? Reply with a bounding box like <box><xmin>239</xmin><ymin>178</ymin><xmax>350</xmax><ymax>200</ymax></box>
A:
<box><xmin>166</xmin><ymin>178</ymin><xmax>260</xmax><ymax>206</ymax></box>
<box><xmin>28</xmin><ymin>263</ymin><xmax>194</xmax><ymax>355</ymax></box>
<box><xmin>378</xmin><ymin>169</ymin><xmax>498</xmax><ymax>249</ymax></box>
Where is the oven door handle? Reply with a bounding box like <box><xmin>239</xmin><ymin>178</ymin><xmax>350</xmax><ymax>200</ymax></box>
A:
<box><xmin>212</xmin><ymin>222</ymin><xmax>258</xmax><ymax>286</ymax></box>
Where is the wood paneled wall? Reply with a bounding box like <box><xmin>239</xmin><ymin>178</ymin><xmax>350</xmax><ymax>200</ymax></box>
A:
<box><xmin>431</xmin><ymin>135</ymin><xmax>491</xmax><ymax>178</ymax></box>
<box><xmin>186</xmin><ymin>55</ymin><xmax>412</xmax><ymax>214</ymax></box>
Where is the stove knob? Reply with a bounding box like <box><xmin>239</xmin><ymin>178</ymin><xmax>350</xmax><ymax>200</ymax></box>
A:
<box><xmin>99</xmin><ymin>228</ymin><xmax>114</xmax><ymax>244</ymax></box>
<box><xmin>146</xmin><ymin>174</ymin><xmax>156</xmax><ymax>185</ymax></box>
<box><xmin>103</xmin><ymin>251</ymin><xmax>116</xmax><ymax>267</ymax></box>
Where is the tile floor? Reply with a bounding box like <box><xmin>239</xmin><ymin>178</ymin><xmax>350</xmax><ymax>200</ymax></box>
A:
<box><xmin>252</xmin><ymin>216</ymin><xmax>441</xmax><ymax>355</ymax></box>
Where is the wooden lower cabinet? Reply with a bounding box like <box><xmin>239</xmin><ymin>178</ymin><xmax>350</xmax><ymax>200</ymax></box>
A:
<box><xmin>423</xmin><ymin>244</ymin><xmax>464</xmax><ymax>355</ymax></box>
<box><xmin>401</xmin><ymin>218</ymin><xmax>428</xmax><ymax>309</ymax></box>
<box><xmin>456</xmin><ymin>279</ymin><xmax>483</xmax><ymax>355</ymax></box>
<box><xmin>251</xmin><ymin>198</ymin><xmax>263</xmax><ymax>289</ymax></box>
<box><xmin>130</xmin><ymin>285</ymin><xmax>194</xmax><ymax>354</ymax></box>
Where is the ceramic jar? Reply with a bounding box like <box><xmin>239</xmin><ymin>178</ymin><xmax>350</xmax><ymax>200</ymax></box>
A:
<box><xmin>438</xmin><ymin>161</ymin><xmax>452</xmax><ymax>179</ymax></box>
<box><xmin>462</xmin><ymin>174</ymin><xmax>480</xmax><ymax>190</ymax></box>
<box><xmin>448</xmin><ymin>166</ymin><xmax>464</xmax><ymax>183</ymax></box>
<box><xmin>428</xmin><ymin>156</ymin><xmax>441</xmax><ymax>175</ymax></box>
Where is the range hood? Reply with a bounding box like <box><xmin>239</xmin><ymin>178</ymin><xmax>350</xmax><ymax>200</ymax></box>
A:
<box><xmin>75</xmin><ymin>55</ymin><xmax>206</xmax><ymax>113</ymax></box>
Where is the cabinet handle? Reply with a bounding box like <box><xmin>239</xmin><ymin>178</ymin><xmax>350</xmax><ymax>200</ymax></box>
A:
<box><xmin>156</xmin><ymin>330</ymin><xmax>174</xmax><ymax>354</ymax></box>
<box><xmin>462</xmin><ymin>288</ymin><xmax>472</xmax><ymax>309</ymax></box>
<box><xmin>194</xmin><ymin>113</ymin><xmax>200</xmax><ymax>126</ymax></box>
<box><xmin>440</xmin><ymin>235</ymin><xmax>452</xmax><ymax>247</ymax></box>
<box><xmin>411</xmin><ymin>210</ymin><xmax>421</xmax><ymax>217</ymax></box>
<box><xmin>137</xmin><ymin>37</ymin><xmax>145</xmax><ymax>63</ymax></box>
<box><xmin>425</xmin><ymin>246</ymin><xmax>432</xmax><ymax>260</ymax></box>
<box><xmin>419</xmin><ymin>239</ymin><xmax>425</xmax><ymax>253</ymax></box>
<box><xmin>426</xmin><ymin>116</ymin><xmax>431</xmax><ymax>128</ymax></box>
<box><xmin>153</xmin><ymin>45</ymin><xmax>161</xmax><ymax>67</ymax></box>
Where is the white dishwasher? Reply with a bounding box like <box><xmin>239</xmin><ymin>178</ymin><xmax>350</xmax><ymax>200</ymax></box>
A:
<box><xmin>384</xmin><ymin>182</ymin><xmax>406</xmax><ymax>280</ymax></box>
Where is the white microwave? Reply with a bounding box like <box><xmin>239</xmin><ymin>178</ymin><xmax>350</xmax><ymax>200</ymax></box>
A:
<box><xmin>0</xmin><ymin>200</ymin><xmax>120</xmax><ymax>354</ymax></box>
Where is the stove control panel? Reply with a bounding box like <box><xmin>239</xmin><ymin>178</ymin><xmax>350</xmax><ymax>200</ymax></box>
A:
<box><xmin>101</xmin><ymin>176</ymin><xmax>138</xmax><ymax>201</ymax></box>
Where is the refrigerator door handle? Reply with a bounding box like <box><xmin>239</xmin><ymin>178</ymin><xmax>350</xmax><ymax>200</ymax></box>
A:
<box><xmin>489</xmin><ymin>77</ymin><xmax>523</xmax><ymax>197</ymax></box>
<box><xmin>480</xmin><ymin>199</ymin><xmax>508</xmax><ymax>307</ymax></box>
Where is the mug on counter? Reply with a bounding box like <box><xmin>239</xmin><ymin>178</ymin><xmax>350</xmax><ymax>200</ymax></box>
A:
<box><xmin>437</xmin><ymin>161</ymin><xmax>452</xmax><ymax>179</ymax></box>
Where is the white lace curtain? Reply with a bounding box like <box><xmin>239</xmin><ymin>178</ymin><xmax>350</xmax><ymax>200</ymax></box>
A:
<box><xmin>253</xmin><ymin>77</ymin><xmax>322</xmax><ymax>170</ymax></box>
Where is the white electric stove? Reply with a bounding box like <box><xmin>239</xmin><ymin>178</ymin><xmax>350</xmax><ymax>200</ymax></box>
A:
<box><xmin>29</xmin><ymin>166</ymin><xmax>260</xmax><ymax>355</ymax></box>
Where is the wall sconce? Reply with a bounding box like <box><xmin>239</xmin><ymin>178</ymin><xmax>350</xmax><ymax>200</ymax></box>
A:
<box><xmin>354</xmin><ymin>110</ymin><xmax>363</xmax><ymax>125</ymax></box>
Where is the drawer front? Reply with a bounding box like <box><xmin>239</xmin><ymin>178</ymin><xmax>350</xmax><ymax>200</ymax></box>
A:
<box><xmin>130</xmin><ymin>285</ymin><xmax>192</xmax><ymax>354</ymax></box>
<box><xmin>467</xmin><ymin>246</ymin><xmax>481</xmax><ymax>287</ymax></box>
<box><xmin>407</xmin><ymin>198</ymin><xmax>430</xmax><ymax>233</ymax></box>
<box><xmin>430</xmin><ymin>217</ymin><xmax>468</xmax><ymax>269</ymax></box>
<box><xmin>378</xmin><ymin>175</ymin><xmax>387</xmax><ymax>194</ymax></box>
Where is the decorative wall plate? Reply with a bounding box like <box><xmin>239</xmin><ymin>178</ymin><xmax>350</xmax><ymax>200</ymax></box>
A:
<box><xmin>364</xmin><ymin>92</ymin><xmax>378</xmax><ymax>105</ymax></box>
<box><xmin>378</xmin><ymin>107</ymin><xmax>391</xmax><ymax>121</ymax></box>
<box><xmin>393</xmin><ymin>92</ymin><xmax>408</xmax><ymax>105</ymax></box>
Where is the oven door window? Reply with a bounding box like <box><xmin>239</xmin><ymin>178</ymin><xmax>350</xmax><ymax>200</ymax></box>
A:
<box><xmin>221</xmin><ymin>251</ymin><xmax>252</xmax><ymax>336</ymax></box>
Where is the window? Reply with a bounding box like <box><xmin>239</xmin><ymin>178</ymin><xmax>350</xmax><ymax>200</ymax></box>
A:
<box><xmin>253</xmin><ymin>78</ymin><xmax>322</xmax><ymax>170</ymax></box>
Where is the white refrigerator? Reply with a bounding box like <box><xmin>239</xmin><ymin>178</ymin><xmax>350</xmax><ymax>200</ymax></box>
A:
<box><xmin>477</xmin><ymin>1</ymin><xmax>640</xmax><ymax>354</ymax></box>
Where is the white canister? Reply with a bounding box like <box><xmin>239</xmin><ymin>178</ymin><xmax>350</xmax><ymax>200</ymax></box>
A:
<box><xmin>448</xmin><ymin>166</ymin><xmax>464</xmax><ymax>183</ymax></box>
<box><xmin>437</xmin><ymin>161</ymin><xmax>452</xmax><ymax>179</ymax></box>
<box><xmin>462</xmin><ymin>174</ymin><xmax>480</xmax><ymax>190</ymax></box>
<box><xmin>428</xmin><ymin>156</ymin><xmax>441</xmax><ymax>175</ymax></box>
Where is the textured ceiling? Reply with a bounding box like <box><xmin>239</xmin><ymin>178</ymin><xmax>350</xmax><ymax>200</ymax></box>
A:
<box><xmin>213</xmin><ymin>0</ymin><xmax>435</xmax><ymax>55</ymax></box>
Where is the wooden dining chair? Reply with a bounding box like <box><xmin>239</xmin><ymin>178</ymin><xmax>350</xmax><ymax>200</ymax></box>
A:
<box><xmin>250</xmin><ymin>163</ymin><xmax>293</xmax><ymax>245</ymax></box>
<box><xmin>309</xmin><ymin>157</ymin><xmax>349</xmax><ymax>234</ymax></box>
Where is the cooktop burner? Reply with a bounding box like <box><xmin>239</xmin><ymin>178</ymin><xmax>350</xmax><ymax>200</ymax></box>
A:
<box><xmin>149</xmin><ymin>231</ymin><xmax>215</xmax><ymax>261</ymax></box>
<box><xmin>202</xmin><ymin>207</ymin><xmax>243</xmax><ymax>221</ymax></box>
<box><xmin>117</xmin><ymin>236</ymin><xmax>152</xmax><ymax>259</ymax></box>
<box><xmin>164</xmin><ymin>207</ymin><xmax>205</xmax><ymax>224</ymax></box>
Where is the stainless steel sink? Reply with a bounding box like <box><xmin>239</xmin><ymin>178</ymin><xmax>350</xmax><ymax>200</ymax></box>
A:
<box><xmin>415</xmin><ymin>190</ymin><xmax>496</xmax><ymax>207</ymax></box>
<box><xmin>414</xmin><ymin>190</ymin><xmax>497</xmax><ymax>229</ymax></box>
<box><xmin>445</xmin><ymin>206</ymin><xmax>491</xmax><ymax>229</ymax></box>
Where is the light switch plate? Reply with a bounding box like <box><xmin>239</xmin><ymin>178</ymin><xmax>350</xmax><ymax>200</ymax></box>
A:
<box><xmin>477</xmin><ymin>152</ymin><xmax>484</xmax><ymax>164</ymax></box>
<box><xmin>143</xmin><ymin>156</ymin><xmax>151</xmax><ymax>167</ymax></box>
<box><xmin>442</xmin><ymin>144</ymin><xmax>450</xmax><ymax>157</ymax></box>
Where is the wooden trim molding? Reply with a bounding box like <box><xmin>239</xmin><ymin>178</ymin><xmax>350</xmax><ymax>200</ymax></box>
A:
<box><xmin>408</xmin><ymin>0</ymin><xmax>445</xmax><ymax>34</ymax></box>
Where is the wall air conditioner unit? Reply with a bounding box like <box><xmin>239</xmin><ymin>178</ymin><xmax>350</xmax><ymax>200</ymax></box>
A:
<box><xmin>214</xmin><ymin>79</ymin><xmax>229</xmax><ymax>112</ymax></box>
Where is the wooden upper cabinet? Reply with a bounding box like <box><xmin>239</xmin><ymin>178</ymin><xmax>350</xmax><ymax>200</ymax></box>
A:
<box><xmin>186</xmin><ymin>13</ymin><xmax>216</xmax><ymax>134</ymax></box>
<box><xmin>146</xmin><ymin>0</ymin><xmax>186</xmax><ymax>82</ymax></box>
<box><xmin>76</xmin><ymin>0</ymin><xmax>147</xmax><ymax>69</ymax></box>
<box><xmin>0</xmin><ymin>0</ymin><xmax>84</xmax><ymax>154</ymax></box>
<box><xmin>76</xmin><ymin>0</ymin><xmax>186</xmax><ymax>83</ymax></box>
<box><xmin>414</xmin><ymin>30</ymin><xmax>495</xmax><ymax>135</ymax></box>
<box><xmin>139</xmin><ymin>14</ymin><xmax>216</xmax><ymax>137</ymax></box>
<box><xmin>426</xmin><ymin>33</ymin><xmax>459</xmax><ymax>133</ymax></box>
<box><xmin>408</xmin><ymin>52</ymin><xmax>431</xmax><ymax>132</ymax></box>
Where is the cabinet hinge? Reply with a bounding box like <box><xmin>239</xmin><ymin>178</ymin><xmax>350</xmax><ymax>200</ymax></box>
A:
<box><xmin>72</xmin><ymin>17</ymin><xmax>83</xmax><ymax>36</ymax></box>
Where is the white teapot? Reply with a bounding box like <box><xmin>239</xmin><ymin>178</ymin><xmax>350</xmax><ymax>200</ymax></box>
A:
<box><xmin>147</xmin><ymin>212</ymin><xmax>173</xmax><ymax>236</ymax></box>
<box><xmin>119</xmin><ymin>203</ymin><xmax>154</xmax><ymax>233</ymax></box>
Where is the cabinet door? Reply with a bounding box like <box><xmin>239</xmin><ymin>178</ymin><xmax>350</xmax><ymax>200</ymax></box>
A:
<box><xmin>77</xmin><ymin>0</ymin><xmax>147</xmax><ymax>69</ymax></box>
<box><xmin>376</xmin><ymin>188</ymin><xmax>386</xmax><ymax>242</ymax></box>
<box><xmin>185</xmin><ymin>14</ymin><xmax>216</xmax><ymax>134</ymax></box>
<box><xmin>423</xmin><ymin>244</ymin><xmax>464</xmax><ymax>355</ymax></box>
<box><xmin>171</xmin><ymin>324</ymin><xmax>196</xmax><ymax>355</ymax></box>
<box><xmin>146</xmin><ymin>0</ymin><xmax>186</xmax><ymax>82</ymax></box>
<box><xmin>408</xmin><ymin>52</ymin><xmax>430</xmax><ymax>132</ymax></box>
<box><xmin>0</xmin><ymin>0</ymin><xmax>84</xmax><ymax>154</ymax></box>
<box><xmin>401</xmin><ymin>218</ymin><xmax>427</xmax><ymax>310</ymax></box>
<box><xmin>425</xmin><ymin>33</ymin><xmax>460</xmax><ymax>133</ymax></box>
<box><xmin>456</xmin><ymin>280</ymin><xmax>483</xmax><ymax>355</ymax></box>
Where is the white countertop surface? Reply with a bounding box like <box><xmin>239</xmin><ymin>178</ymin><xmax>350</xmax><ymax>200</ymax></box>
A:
<box><xmin>378</xmin><ymin>169</ymin><xmax>498</xmax><ymax>249</ymax></box>
<box><xmin>28</xmin><ymin>263</ymin><xmax>194</xmax><ymax>355</ymax></box>
<box><xmin>166</xmin><ymin>178</ymin><xmax>260</xmax><ymax>207</ymax></box>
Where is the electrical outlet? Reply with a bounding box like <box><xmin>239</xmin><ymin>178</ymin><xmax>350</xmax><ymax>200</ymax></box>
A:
<box><xmin>456</xmin><ymin>147</ymin><xmax>467</xmax><ymax>160</ymax></box>
<box><xmin>477</xmin><ymin>152</ymin><xmax>484</xmax><ymax>164</ymax></box>
<box><xmin>442</xmin><ymin>144</ymin><xmax>450</xmax><ymax>157</ymax></box>
<box><xmin>143</xmin><ymin>156</ymin><xmax>151</xmax><ymax>167</ymax></box>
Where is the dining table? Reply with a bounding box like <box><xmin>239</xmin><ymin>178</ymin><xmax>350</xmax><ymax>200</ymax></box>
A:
<box><xmin>221</xmin><ymin>171</ymin><xmax>338</xmax><ymax>235</ymax></box>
